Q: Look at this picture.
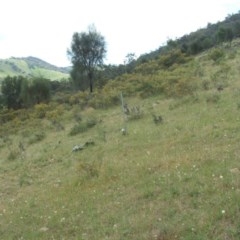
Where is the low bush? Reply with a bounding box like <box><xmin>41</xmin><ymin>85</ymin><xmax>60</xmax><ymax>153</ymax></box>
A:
<box><xmin>46</xmin><ymin>104</ymin><xmax>65</xmax><ymax>123</ymax></box>
<box><xmin>208</xmin><ymin>48</ymin><xmax>225</xmax><ymax>63</ymax></box>
<box><xmin>34</xmin><ymin>103</ymin><xmax>49</xmax><ymax>118</ymax></box>
<box><xmin>28</xmin><ymin>131</ymin><xmax>46</xmax><ymax>144</ymax></box>
<box><xmin>69</xmin><ymin>117</ymin><xmax>97</xmax><ymax>136</ymax></box>
<box><xmin>69</xmin><ymin>122</ymin><xmax>88</xmax><ymax>136</ymax></box>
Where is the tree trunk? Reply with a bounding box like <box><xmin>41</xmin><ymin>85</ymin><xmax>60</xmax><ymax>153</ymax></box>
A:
<box><xmin>90</xmin><ymin>79</ymin><xmax>93</xmax><ymax>93</ymax></box>
<box><xmin>88</xmin><ymin>71</ymin><xmax>93</xmax><ymax>93</ymax></box>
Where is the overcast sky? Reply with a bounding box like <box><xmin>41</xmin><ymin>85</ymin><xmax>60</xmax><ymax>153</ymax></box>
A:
<box><xmin>0</xmin><ymin>0</ymin><xmax>240</xmax><ymax>67</ymax></box>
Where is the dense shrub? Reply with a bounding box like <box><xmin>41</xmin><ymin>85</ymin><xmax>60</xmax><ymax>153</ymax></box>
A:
<box><xmin>0</xmin><ymin>108</ymin><xmax>30</xmax><ymax>124</ymax></box>
<box><xmin>45</xmin><ymin>104</ymin><xmax>64</xmax><ymax>122</ymax></box>
<box><xmin>158</xmin><ymin>50</ymin><xmax>192</xmax><ymax>69</ymax></box>
<box><xmin>208</xmin><ymin>48</ymin><xmax>225</xmax><ymax>63</ymax></box>
<box><xmin>34</xmin><ymin>103</ymin><xmax>49</xmax><ymax>118</ymax></box>
<box><xmin>69</xmin><ymin>123</ymin><xmax>88</xmax><ymax>136</ymax></box>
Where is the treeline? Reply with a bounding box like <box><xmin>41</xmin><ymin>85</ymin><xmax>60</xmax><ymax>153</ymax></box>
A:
<box><xmin>177</xmin><ymin>12</ymin><xmax>240</xmax><ymax>55</ymax></box>
<box><xmin>0</xmin><ymin>72</ymin><xmax>117</xmax><ymax>110</ymax></box>
<box><xmin>138</xmin><ymin>11</ymin><xmax>240</xmax><ymax>63</ymax></box>
<box><xmin>0</xmin><ymin>76</ymin><xmax>51</xmax><ymax>109</ymax></box>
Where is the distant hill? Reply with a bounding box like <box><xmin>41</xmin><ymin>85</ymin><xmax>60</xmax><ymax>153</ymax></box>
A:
<box><xmin>0</xmin><ymin>56</ymin><xmax>70</xmax><ymax>81</ymax></box>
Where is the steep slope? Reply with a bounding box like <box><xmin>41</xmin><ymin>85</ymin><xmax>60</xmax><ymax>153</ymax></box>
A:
<box><xmin>1</xmin><ymin>11</ymin><xmax>240</xmax><ymax>239</ymax></box>
<box><xmin>0</xmin><ymin>38</ymin><xmax>240</xmax><ymax>239</ymax></box>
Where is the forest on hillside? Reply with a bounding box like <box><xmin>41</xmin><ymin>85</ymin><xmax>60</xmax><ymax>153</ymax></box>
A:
<box><xmin>138</xmin><ymin>11</ymin><xmax>240</xmax><ymax>62</ymax></box>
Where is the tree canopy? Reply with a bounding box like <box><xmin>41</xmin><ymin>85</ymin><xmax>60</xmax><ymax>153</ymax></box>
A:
<box><xmin>67</xmin><ymin>25</ymin><xmax>107</xmax><ymax>92</ymax></box>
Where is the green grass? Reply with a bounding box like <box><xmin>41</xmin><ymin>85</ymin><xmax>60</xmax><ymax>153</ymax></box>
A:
<box><xmin>1</xmin><ymin>42</ymin><xmax>240</xmax><ymax>239</ymax></box>
<box><xmin>0</xmin><ymin>91</ymin><xmax>240</xmax><ymax>239</ymax></box>
<box><xmin>30</xmin><ymin>67</ymin><xmax>69</xmax><ymax>80</ymax></box>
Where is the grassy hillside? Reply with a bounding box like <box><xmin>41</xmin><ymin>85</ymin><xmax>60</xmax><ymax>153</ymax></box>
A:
<box><xmin>0</xmin><ymin>56</ymin><xmax>70</xmax><ymax>81</ymax></box>
<box><xmin>0</xmin><ymin>40</ymin><xmax>240</xmax><ymax>239</ymax></box>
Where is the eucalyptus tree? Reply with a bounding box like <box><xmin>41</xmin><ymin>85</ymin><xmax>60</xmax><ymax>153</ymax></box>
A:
<box><xmin>67</xmin><ymin>25</ymin><xmax>107</xmax><ymax>92</ymax></box>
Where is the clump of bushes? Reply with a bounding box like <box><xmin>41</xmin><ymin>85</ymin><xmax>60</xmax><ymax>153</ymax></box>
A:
<box><xmin>0</xmin><ymin>109</ymin><xmax>23</xmax><ymax>124</ymax></box>
<box><xmin>34</xmin><ymin>103</ymin><xmax>49</xmax><ymax>118</ymax></box>
<box><xmin>87</xmin><ymin>90</ymin><xmax>120</xmax><ymax>109</ymax></box>
<box><xmin>45</xmin><ymin>104</ymin><xmax>65</xmax><ymax>131</ymax></box>
<box><xmin>158</xmin><ymin>49</ymin><xmax>192</xmax><ymax>69</ymax></box>
<box><xmin>208</xmin><ymin>48</ymin><xmax>225</xmax><ymax>63</ymax></box>
<box><xmin>69</xmin><ymin>117</ymin><xmax>97</xmax><ymax>136</ymax></box>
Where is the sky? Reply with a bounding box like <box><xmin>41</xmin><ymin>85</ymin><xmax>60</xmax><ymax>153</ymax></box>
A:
<box><xmin>0</xmin><ymin>0</ymin><xmax>240</xmax><ymax>67</ymax></box>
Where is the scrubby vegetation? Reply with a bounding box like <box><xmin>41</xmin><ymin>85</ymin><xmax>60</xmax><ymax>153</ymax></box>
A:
<box><xmin>1</xmin><ymin>11</ymin><xmax>240</xmax><ymax>239</ymax></box>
